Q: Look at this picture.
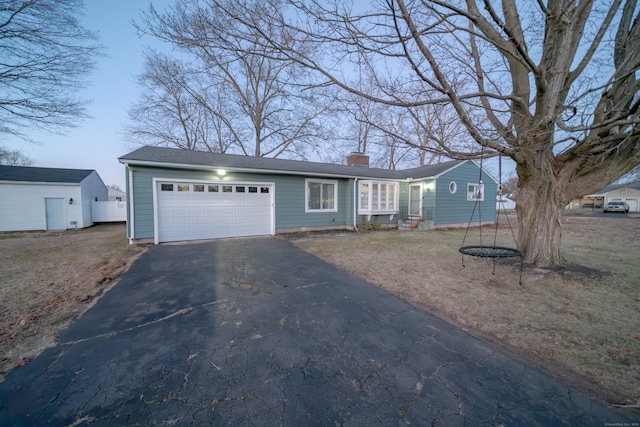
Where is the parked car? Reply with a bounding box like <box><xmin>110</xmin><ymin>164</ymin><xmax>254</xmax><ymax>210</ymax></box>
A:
<box><xmin>603</xmin><ymin>201</ymin><xmax>629</xmax><ymax>213</ymax></box>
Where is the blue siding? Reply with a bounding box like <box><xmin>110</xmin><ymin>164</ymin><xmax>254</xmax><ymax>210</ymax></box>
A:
<box><xmin>275</xmin><ymin>178</ymin><xmax>353</xmax><ymax>229</ymax></box>
<box><xmin>125</xmin><ymin>160</ymin><xmax>496</xmax><ymax>240</ymax></box>
<box><xmin>398</xmin><ymin>181</ymin><xmax>410</xmax><ymax>219</ymax></box>
<box><xmin>127</xmin><ymin>166</ymin><xmax>356</xmax><ymax>240</ymax></box>
<box><xmin>434</xmin><ymin>162</ymin><xmax>496</xmax><ymax>225</ymax></box>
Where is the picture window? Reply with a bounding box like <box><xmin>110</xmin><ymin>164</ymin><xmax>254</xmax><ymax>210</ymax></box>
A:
<box><xmin>306</xmin><ymin>180</ymin><xmax>337</xmax><ymax>212</ymax></box>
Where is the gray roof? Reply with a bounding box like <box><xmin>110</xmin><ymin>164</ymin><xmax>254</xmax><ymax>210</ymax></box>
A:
<box><xmin>0</xmin><ymin>165</ymin><xmax>95</xmax><ymax>184</ymax></box>
<box><xmin>119</xmin><ymin>146</ymin><xmax>465</xmax><ymax>180</ymax></box>
<box><xmin>601</xmin><ymin>180</ymin><xmax>640</xmax><ymax>193</ymax></box>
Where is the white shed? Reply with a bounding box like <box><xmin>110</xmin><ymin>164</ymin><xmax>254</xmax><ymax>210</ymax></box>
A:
<box><xmin>0</xmin><ymin>166</ymin><xmax>108</xmax><ymax>231</ymax></box>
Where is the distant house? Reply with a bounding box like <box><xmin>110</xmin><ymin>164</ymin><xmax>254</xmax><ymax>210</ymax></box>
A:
<box><xmin>0</xmin><ymin>166</ymin><xmax>108</xmax><ymax>231</ymax></box>
<box><xmin>568</xmin><ymin>181</ymin><xmax>640</xmax><ymax>212</ymax></box>
<box><xmin>108</xmin><ymin>187</ymin><xmax>126</xmax><ymax>201</ymax></box>
<box><xmin>496</xmin><ymin>195</ymin><xmax>516</xmax><ymax>210</ymax></box>
<box><xmin>119</xmin><ymin>146</ymin><xmax>498</xmax><ymax>244</ymax></box>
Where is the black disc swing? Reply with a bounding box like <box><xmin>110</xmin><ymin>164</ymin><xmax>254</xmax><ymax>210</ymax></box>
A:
<box><xmin>459</xmin><ymin>149</ymin><xmax>524</xmax><ymax>285</ymax></box>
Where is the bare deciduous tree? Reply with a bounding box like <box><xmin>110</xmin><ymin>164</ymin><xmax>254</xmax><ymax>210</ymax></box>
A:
<box><xmin>0</xmin><ymin>0</ymin><xmax>101</xmax><ymax>140</ymax></box>
<box><xmin>125</xmin><ymin>50</ymin><xmax>234</xmax><ymax>153</ymax></box>
<box><xmin>213</xmin><ymin>0</ymin><xmax>640</xmax><ymax>266</ymax></box>
<box><xmin>132</xmin><ymin>0</ymin><xmax>330</xmax><ymax>159</ymax></box>
<box><xmin>0</xmin><ymin>146</ymin><xmax>34</xmax><ymax>166</ymax></box>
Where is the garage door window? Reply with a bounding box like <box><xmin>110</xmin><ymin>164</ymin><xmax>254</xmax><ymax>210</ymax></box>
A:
<box><xmin>160</xmin><ymin>183</ymin><xmax>271</xmax><ymax>194</ymax></box>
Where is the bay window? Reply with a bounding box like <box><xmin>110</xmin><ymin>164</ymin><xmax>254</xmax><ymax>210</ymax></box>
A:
<box><xmin>358</xmin><ymin>181</ymin><xmax>399</xmax><ymax>214</ymax></box>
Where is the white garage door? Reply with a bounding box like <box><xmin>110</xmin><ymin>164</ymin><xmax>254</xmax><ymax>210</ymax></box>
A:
<box><xmin>624</xmin><ymin>198</ymin><xmax>639</xmax><ymax>212</ymax></box>
<box><xmin>157</xmin><ymin>181</ymin><xmax>273</xmax><ymax>243</ymax></box>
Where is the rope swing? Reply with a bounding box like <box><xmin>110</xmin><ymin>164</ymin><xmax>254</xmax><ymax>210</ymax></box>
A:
<box><xmin>459</xmin><ymin>149</ymin><xmax>524</xmax><ymax>285</ymax></box>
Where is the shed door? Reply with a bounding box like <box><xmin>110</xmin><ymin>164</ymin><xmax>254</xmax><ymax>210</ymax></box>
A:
<box><xmin>45</xmin><ymin>198</ymin><xmax>66</xmax><ymax>230</ymax></box>
<box><xmin>157</xmin><ymin>182</ymin><xmax>273</xmax><ymax>243</ymax></box>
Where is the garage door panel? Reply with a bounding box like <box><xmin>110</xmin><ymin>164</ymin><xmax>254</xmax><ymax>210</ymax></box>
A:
<box><xmin>157</xmin><ymin>181</ymin><xmax>272</xmax><ymax>242</ymax></box>
<box><xmin>624</xmin><ymin>198</ymin><xmax>638</xmax><ymax>212</ymax></box>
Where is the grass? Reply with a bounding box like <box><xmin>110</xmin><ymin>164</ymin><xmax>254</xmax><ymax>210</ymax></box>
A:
<box><xmin>294</xmin><ymin>217</ymin><xmax>640</xmax><ymax>404</ymax></box>
<box><xmin>0</xmin><ymin>224</ymin><xmax>146</xmax><ymax>380</ymax></box>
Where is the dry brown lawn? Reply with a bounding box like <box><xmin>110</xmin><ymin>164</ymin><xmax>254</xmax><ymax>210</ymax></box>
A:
<box><xmin>0</xmin><ymin>223</ymin><xmax>146</xmax><ymax>381</ymax></box>
<box><xmin>294</xmin><ymin>214</ymin><xmax>640</xmax><ymax>405</ymax></box>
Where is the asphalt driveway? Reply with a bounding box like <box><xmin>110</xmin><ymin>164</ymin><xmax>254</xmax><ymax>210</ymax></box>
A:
<box><xmin>0</xmin><ymin>237</ymin><xmax>636</xmax><ymax>426</ymax></box>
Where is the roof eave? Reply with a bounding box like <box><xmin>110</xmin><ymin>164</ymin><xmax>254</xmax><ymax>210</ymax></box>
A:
<box><xmin>0</xmin><ymin>180</ymin><xmax>80</xmax><ymax>186</ymax></box>
<box><xmin>120</xmin><ymin>158</ymin><xmax>398</xmax><ymax>180</ymax></box>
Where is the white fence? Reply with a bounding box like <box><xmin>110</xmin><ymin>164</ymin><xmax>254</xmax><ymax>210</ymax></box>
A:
<box><xmin>496</xmin><ymin>197</ymin><xmax>516</xmax><ymax>210</ymax></box>
<box><xmin>92</xmin><ymin>200</ymin><xmax>127</xmax><ymax>222</ymax></box>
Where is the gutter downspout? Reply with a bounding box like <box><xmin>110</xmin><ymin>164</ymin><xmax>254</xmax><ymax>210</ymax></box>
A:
<box><xmin>126</xmin><ymin>164</ymin><xmax>135</xmax><ymax>244</ymax></box>
<box><xmin>353</xmin><ymin>177</ymin><xmax>359</xmax><ymax>232</ymax></box>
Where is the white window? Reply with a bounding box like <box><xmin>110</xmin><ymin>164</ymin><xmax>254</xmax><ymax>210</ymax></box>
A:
<box><xmin>358</xmin><ymin>181</ymin><xmax>399</xmax><ymax>214</ymax></box>
<box><xmin>360</xmin><ymin>183</ymin><xmax>369</xmax><ymax>210</ymax></box>
<box><xmin>306</xmin><ymin>179</ymin><xmax>337</xmax><ymax>212</ymax></box>
<box><xmin>467</xmin><ymin>183</ymin><xmax>484</xmax><ymax>201</ymax></box>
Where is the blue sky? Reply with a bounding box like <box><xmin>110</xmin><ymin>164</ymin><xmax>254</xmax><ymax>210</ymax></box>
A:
<box><xmin>1</xmin><ymin>1</ymin><xmax>172</xmax><ymax>189</ymax></box>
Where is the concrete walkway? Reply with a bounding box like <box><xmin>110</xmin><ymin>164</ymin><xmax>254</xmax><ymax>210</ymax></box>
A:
<box><xmin>0</xmin><ymin>238</ymin><xmax>636</xmax><ymax>426</ymax></box>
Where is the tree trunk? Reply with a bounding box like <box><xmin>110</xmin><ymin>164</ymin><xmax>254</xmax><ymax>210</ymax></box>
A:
<box><xmin>516</xmin><ymin>167</ymin><xmax>567</xmax><ymax>266</ymax></box>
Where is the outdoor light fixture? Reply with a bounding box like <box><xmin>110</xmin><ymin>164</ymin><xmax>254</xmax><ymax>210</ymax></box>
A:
<box><xmin>217</xmin><ymin>169</ymin><xmax>226</xmax><ymax>176</ymax></box>
<box><xmin>69</xmin><ymin>198</ymin><xmax>73</xmax><ymax>205</ymax></box>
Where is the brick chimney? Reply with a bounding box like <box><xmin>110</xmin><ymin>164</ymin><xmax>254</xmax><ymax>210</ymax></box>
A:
<box><xmin>347</xmin><ymin>152</ymin><xmax>369</xmax><ymax>167</ymax></box>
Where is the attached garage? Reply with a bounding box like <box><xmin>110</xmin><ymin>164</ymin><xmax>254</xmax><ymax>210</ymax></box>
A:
<box><xmin>154</xmin><ymin>179</ymin><xmax>274</xmax><ymax>243</ymax></box>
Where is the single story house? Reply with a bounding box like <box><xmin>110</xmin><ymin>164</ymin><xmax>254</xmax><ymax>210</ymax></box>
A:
<box><xmin>118</xmin><ymin>146</ymin><xmax>498</xmax><ymax>244</ymax></box>
<box><xmin>568</xmin><ymin>181</ymin><xmax>640</xmax><ymax>212</ymax></box>
<box><xmin>0</xmin><ymin>165</ymin><xmax>108</xmax><ymax>231</ymax></box>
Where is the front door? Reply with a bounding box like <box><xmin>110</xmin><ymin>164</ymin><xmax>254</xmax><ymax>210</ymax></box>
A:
<box><xmin>45</xmin><ymin>198</ymin><xmax>66</xmax><ymax>230</ymax></box>
<box><xmin>409</xmin><ymin>185</ymin><xmax>422</xmax><ymax>216</ymax></box>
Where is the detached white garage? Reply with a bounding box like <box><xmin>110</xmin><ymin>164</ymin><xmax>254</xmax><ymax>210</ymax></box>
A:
<box><xmin>603</xmin><ymin>187</ymin><xmax>640</xmax><ymax>213</ymax></box>
<box><xmin>153</xmin><ymin>179</ymin><xmax>274</xmax><ymax>243</ymax></box>
<box><xmin>0</xmin><ymin>165</ymin><xmax>108</xmax><ymax>231</ymax></box>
